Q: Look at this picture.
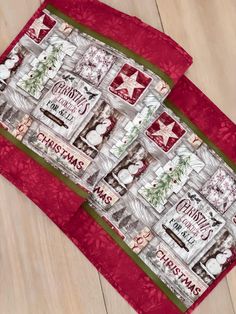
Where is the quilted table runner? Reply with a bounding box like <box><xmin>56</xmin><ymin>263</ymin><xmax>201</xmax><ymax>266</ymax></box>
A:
<box><xmin>0</xmin><ymin>0</ymin><xmax>235</xmax><ymax>313</ymax></box>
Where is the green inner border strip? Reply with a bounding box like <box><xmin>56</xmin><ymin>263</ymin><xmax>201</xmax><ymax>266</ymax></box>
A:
<box><xmin>46</xmin><ymin>4</ymin><xmax>174</xmax><ymax>88</ymax></box>
<box><xmin>0</xmin><ymin>127</ymin><xmax>186</xmax><ymax>312</ymax></box>
<box><xmin>0</xmin><ymin>128</ymin><xmax>88</xmax><ymax>199</ymax></box>
<box><xmin>165</xmin><ymin>100</ymin><xmax>236</xmax><ymax>172</ymax></box>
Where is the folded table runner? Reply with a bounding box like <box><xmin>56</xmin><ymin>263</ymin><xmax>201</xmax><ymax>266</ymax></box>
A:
<box><xmin>0</xmin><ymin>0</ymin><xmax>235</xmax><ymax>313</ymax></box>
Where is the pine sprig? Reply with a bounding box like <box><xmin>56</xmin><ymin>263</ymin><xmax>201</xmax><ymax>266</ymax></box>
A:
<box><xmin>142</xmin><ymin>155</ymin><xmax>191</xmax><ymax>207</ymax></box>
<box><xmin>21</xmin><ymin>45</ymin><xmax>62</xmax><ymax>97</ymax></box>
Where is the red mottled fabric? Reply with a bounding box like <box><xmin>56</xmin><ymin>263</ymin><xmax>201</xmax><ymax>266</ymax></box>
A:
<box><xmin>0</xmin><ymin>135</ymin><xmax>85</xmax><ymax>227</ymax></box>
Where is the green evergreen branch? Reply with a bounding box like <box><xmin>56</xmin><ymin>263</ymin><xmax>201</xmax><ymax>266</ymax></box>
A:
<box><xmin>142</xmin><ymin>155</ymin><xmax>191</xmax><ymax>207</ymax></box>
<box><xmin>21</xmin><ymin>45</ymin><xmax>62</xmax><ymax>97</ymax></box>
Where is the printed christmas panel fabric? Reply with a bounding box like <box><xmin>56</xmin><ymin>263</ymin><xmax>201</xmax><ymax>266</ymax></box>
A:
<box><xmin>0</xmin><ymin>7</ymin><xmax>173</xmax><ymax>189</ymax></box>
<box><xmin>0</xmin><ymin>1</ymin><xmax>235</xmax><ymax>314</ymax></box>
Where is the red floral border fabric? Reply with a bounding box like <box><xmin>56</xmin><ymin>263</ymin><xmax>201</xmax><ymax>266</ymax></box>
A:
<box><xmin>0</xmin><ymin>136</ymin><xmax>85</xmax><ymax>227</ymax></box>
<box><xmin>168</xmin><ymin>76</ymin><xmax>236</xmax><ymax>163</ymax></box>
<box><xmin>0</xmin><ymin>1</ymin><xmax>235</xmax><ymax>314</ymax></box>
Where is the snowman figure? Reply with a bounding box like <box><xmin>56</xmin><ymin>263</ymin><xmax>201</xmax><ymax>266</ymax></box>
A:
<box><xmin>205</xmin><ymin>249</ymin><xmax>232</xmax><ymax>277</ymax></box>
<box><xmin>0</xmin><ymin>54</ymin><xmax>20</xmax><ymax>81</ymax></box>
<box><xmin>117</xmin><ymin>160</ymin><xmax>145</xmax><ymax>186</ymax></box>
<box><xmin>86</xmin><ymin>118</ymin><xmax>112</xmax><ymax>147</ymax></box>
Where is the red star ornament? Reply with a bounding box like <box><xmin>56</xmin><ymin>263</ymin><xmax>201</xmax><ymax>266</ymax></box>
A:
<box><xmin>146</xmin><ymin>112</ymin><xmax>186</xmax><ymax>152</ymax></box>
<box><xmin>26</xmin><ymin>12</ymin><xmax>56</xmax><ymax>44</ymax></box>
<box><xmin>109</xmin><ymin>63</ymin><xmax>152</xmax><ymax>105</ymax></box>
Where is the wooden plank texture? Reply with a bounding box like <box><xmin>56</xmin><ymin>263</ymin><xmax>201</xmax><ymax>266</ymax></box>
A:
<box><xmin>0</xmin><ymin>0</ymin><xmax>235</xmax><ymax>313</ymax></box>
<box><xmin>157</xmin><ymin>0</ymin><xmax>236</xmax><ymax>123</ymax></box>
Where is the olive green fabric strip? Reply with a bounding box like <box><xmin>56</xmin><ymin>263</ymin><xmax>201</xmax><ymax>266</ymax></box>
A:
<box><xmin>165</xmin><ymin>100</ymin><xmax>236</xmax><ymax>172</ymax></box>
<box><xmin>46</xmin><ymin>4</ymin><xmax>174</xmax><ymax>88</ymax></box>
<box><xmin>0</xmin><ymin>128</ymin><xmax>88</xmax><ymax>199</ymax></box>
